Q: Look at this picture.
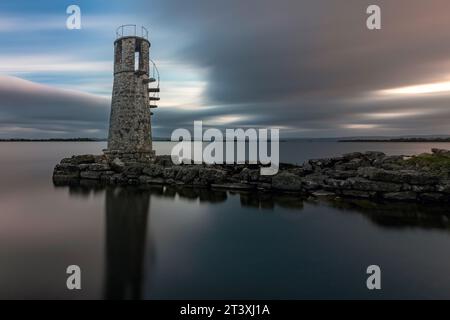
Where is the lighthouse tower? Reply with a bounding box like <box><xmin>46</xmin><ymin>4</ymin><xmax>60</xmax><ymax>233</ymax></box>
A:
<box><xmin>104</xmin><ymin>25</ymin><xmax>160</xmax><ymax>163</ymax></box>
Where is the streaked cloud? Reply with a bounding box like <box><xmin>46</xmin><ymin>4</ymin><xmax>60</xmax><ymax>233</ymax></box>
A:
<box><xmin>2</xmin><ymin>0</ymin><xmax>450</xmax><ymax>138</ymax></box>
<box><xmin>378</xmin><ymin>81</ymin><xmax>450</xmax><ymax>96</ymax></box>
<box><xmin>0</xmin><ymin>75</ymin><xmax>109</xmax><ymax>138</ymax></box>
<box><xmin>0</xmin><ymin>55</ymin><xmax>111</xmax><ymax>74</ymax></box>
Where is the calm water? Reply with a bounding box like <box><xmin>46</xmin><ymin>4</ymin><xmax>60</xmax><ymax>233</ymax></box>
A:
<box><xmin>1</xmin><ymin>141</ymin><xmax>450</xmax><ymax>299</ymax></box>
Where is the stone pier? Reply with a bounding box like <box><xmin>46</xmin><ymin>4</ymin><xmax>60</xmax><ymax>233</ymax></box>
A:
<box><xmin>53</xmin><ymin>148</ymin><xmax>450</xmax><ymax>204</ymax></box>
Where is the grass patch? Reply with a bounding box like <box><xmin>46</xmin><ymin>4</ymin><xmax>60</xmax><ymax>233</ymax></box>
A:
<box><xmin>404</xmin><ymin>153</ymin><xmax>450</xmax><ymax>171</ymax></box>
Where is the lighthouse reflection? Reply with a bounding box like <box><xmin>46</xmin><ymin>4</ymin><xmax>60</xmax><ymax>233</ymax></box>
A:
<box><xmin>54</xmin><ymin>182</ymin><xmax>450</xmax><ymax>300</ymax></box>
<box><xmin>104</xmin><ymin>187</ymin><xmax>153</xmax><ymax>300</ymax></box>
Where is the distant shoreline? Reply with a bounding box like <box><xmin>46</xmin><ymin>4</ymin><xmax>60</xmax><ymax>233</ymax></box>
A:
<box><xmin>0</xmin><ymin>138</ymin><xmax>285</xmax><ymax>142</ymax></box>
<box><xmin>340</xmin><ymin>138</ymin><xmax>450</xmax><ymax>143</ymax></box>
<box><xmin>0</xmin><ymin>138</ymin><xmax>106</xmax><ymax>142</ymax></box>
<box><xmin>2</xmin><ymin>138</ymin><xmax>450</xmax><ymax>143</ymax></box>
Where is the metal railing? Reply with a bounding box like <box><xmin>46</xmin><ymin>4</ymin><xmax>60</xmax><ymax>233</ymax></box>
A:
<box><xmin>116</xmin><ymin>25</ymin><xmax>149</xmax><ymax>40</ymax></box>
<box><xmin>150</xmin><ymin>59</ymin><xmax>160</xmax><ymax>89</ymax></box>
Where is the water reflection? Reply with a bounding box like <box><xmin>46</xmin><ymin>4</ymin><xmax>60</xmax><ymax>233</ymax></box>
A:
<box><xmin>59</xmin><ymin>183</ymin><xmax>450</xmax><ymax>299</ymax></box>
<box><xmin>325</xmin><ymin>197</ymin><xmax>450</xmax><ymax>230</ymax></box>
<box><xmin>104</xmin><ymin>187</ymin><xmax>152</xmax><ymax>299</ymax></box>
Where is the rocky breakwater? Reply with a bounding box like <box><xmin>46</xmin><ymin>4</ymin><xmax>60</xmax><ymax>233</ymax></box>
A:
<box><xmin>53</xmin><ymin>148</ymin><xmax>450</xmax><ymax>203</ymax></box>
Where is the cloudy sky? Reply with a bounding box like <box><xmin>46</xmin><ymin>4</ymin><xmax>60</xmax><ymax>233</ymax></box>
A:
<box><xmin>1</xmin><ymin>0</ymin><xmax>450</xmax><ymax>138</ymax></box>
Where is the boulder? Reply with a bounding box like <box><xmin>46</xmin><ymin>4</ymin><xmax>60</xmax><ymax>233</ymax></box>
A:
<box><xmin>437</xmin><ymin>182</ymin><xmax>450</xmax><ymax>193</ymax></box>
<box><xmin>272</xmin><ymin>172</ymin><xmax>302</xmax><ymax>191</ymax></box>
<box><xmin>154</xmin><ymin>155</ymin><xmax>175</xmax><ymax>166</ymax></box>
<box><xmin>69</xmin><ymin>154</ymin><xmax>96</xmax><ymax>164</ymax></box>
<box><xmin>80</xmin><ymin>171</ymin><xmax>101</xmax><ymax>180</ymax></box>
<box><xmin>419</xmin><ymin>193</ymin><xmax>448</xmax><ymax>202</ymax></box>
<box><xmin>364</xmin><ymin>151</ymin><xmax>386</xmax><ymax>161</ymax></box>
<box><xmin>302</xmin><ymin>162</ymin><xmax>313</xmax><ymax>173</ymax></box>
<box><xmin>175</xmin><ymin>166</ymin><xmax>199</xmax><ymax>183</ymax></box>
<box><xmin>139</xmin><ymin>176</ymin><xmax>165</xmax><ymax>184</ymax></box>
<box><xmin>344</xmin><ymin>177</ymin><xmax>402</xmax><ymax>192</ymax></box>
<box><xmin>110</xmin><ymin>158</ymin><xmax>125</xmax><ymax>172</ymax></box>
<box><xmin>239</xmin><ymin>168</ymin><xmax>259</xmax><ymax>182</ymax></box>
<box><xmin>309</xmin><ymin>158</ymin><xmax>333</xmax><ymax>169</ymax></box>
<box><xmin>163</xmin><ymin>166</ymin><xmax>180</xmax><ymax>179</ymax></box>
<box><xmin>199</xmin><ymin>168</ymin><xmax>227</xmax><ymax>184</ymax></box>
<box><xmin>357</xmin><ymin>167</ymin><xmax>439</xmax><ymax>185</ymax></box>
<box><xmin>88</xmin><ymin>163</ymin><xmax>110</xmax><ymax>171</ymax></box>
<box><xmin>342</xmin><ymin>152</ymin><xmax>363</xmax><ymax>160</ymax></box>
<box><xmin>382</xmin><ymin>192</ymin><xmax>417</xmax><ymax>201</ymax></box>
<box><xmin>123</xmin><ymin>164</ymin><xmax>144</xmax><ymax>177</ymax></box>
<box><xmin>142</xmin><ymin>164</ymin><xmax>164</xmax><ymax>177</ymax></box>
<box><xmin>335</xmin><ymin>159</ymin><xmax>371</xmax><ymax>171</ymax></box>
<box><xmin>327</xmin><ymin>170</ymin><xmax>357</xmax><ymax>180</ymax></box>
<box><xmin>302</xmin><ymin>174</ymin><xmax>327</xmax><ymax>190</ymax></box>
<box><xmin>54</xmin><ymin>163</ymin><xmax>80</xmax><ymax>173</ymax></box>
<box><xmin>99</xmin><ymin>171</ymin><xmax>115</xmax><ymax>182</ymax></box>
<box><xmin>431</xmin><ymin>148</ymin><xmax>450</xmax><ymax>158</ymax></box>
<box><xmin>340</xmin><ymin>190</ymin><xmax>376</xmax><ymax>199</ymax></box>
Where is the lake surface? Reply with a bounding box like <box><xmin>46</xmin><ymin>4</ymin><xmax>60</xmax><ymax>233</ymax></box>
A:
<box><xmin>1</xmin><ymin>141</ymin><xmax>450</xmax><ymax>299</ymax></box>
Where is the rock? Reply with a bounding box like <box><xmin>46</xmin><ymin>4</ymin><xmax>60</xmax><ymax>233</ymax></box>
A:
<box><xmin>78</xmin><ymin>164</ymin><xmax>91</xmax><ymax>171</ymax></box>
<box><xmin>53</xmin><ymin>163</ymin><xmax>81</xmax><ymax>182</ymax></box>
<box><xmin>142</xmin><ymin>164</ymin><xmax>164</xmax><ymax>177</ymax></box>
<box><xmin>342</xmin><ymin>152</ymin><xmax>363</xmax><ymax>160</ymax></box>
<box><xmin>419</xmin><ymin>193</ymin><xmax>448</xmax><ymax>202</ymax></box>
<box><xmin>431</xmin><ymin>148</ymin><xmax>450</xmax><ymax>158</ymax></box>
<box><xmin>54</xmin><ymin>163</ymin><xmax>80</xmax><ymax>173</ymax></box>
<box><xmin>99</xmin><ymin>171</ymin><xmax>115</xmax><ymax>182</ymax></box>
<box><xmin>364</xmin><ymin>151</ymin><xmax>386</xmax><ymax>161</ymax></box>
<box><xmin>175</xmin><ymin>166</ymin><xmax>199</xmax><ymax>183</ymax></box>
<box><xmin>309</xmin><ymin>158</ymin><xmax>333</xmax><ymax>169</ymax></box>
<box><xmin>257</xmin><ymin>182</ymin><xmax>272</xmax><ymax>190</ymax></box>
<box><xmin>199</xmin><ymin>168</ymin><xmax>227</xmax><ymax>184</ymax></box>
<box><xmin>437</xmin><ymin>182</ymin><xmax>450</xmax><ymax>193</ymax></box>
<box><xmin>80</xmin><ymin>171</ymin><xmax>101</xmax><ymax>180</ymax></box>
<box><xmin>302</xmin><ymin>162</ymin><xmax>313</xmax><ymax>173</ymax></box>
<box><xmin>325</xmin><ymin>178</ymin><xmax>347</xmax><ymax>189</ymax></box>
<box><xmin>272</xmin><ymin>172</ymin><xmax>302</xmax><ymax>191</ymax></box>
<box><xmin>339</xmin><ymin>158</ymin><xmax>369</xmax><ymax>170</ymax></box>
<box><xmin>52</xmin><ymin>149</ymin><xmax>450</xmax><ymax>204</ymax></box>
<box><xmin>382</xmin><ymin>192</ymin><xmax>417</xmax><ymax>201</ymax></box>
<box><xmin>357</xmin><ymin>167</ymin><xmax>439</xmax><ymax>185</ymax></box>
<box><xmin>88</xmin><ymin>163</ymin><xmax>110</xmax><ymax>171</ymax></box>
<box><xmin>288</xmin><ymin>167</ymin><xmax>309</xmax><ymax>177</ymax></box>
<box><xmin>340</xmin><ymin>190</ymin><xmax>376</xmax><ymax>199</ymax></box>
<box><xmin>154</xmin><ymin>155</ymin><xmax>175</xmax><ymax>166</ymax></box>
<box><xmin>381</xmin><ymin>155</ymin><xmax>404</xmax><ymax>163</ymax></box>
<box><xmin>327</xmin><ymin>170</ymin><xmax>357</xmax><ymax>179</ymax></box>
<box><xmin>69</xmin><ymin>154</ymin><xmax>96</xmax><ymax>164</ymax></box>
<box><xmin>411</xmin><ymin>184</ymin><xmax>436</xmax><ymax>192</ymax></box>
<box><xmin>127</xmin><ymin>178</ymin><xmax>139</xmax><ymax>185</ymax></box>
<box><xmin>239</xmin><ymin>168</ymin><xmax>259</xmax><ymax>182</ymax></box>
<box><xmin>303</xmin><ymin>174</ymin><xmax>327</xmax><ymax>190</ymax></box>
<box><xmin>110</xmin><ymin>158</ymin><xmax>125</xmax><ymax>172</ymax></box>
<box><xmin>344</xmin><ymin>177</ymin><xmax>402</xmax><ymax>192</ymax></box>
<box><xmin>380</xmin><ymin>163</ymin><xmax>404</xmax><ymax>171</ymax></box>
<box><xmin>163</xmin><ymin>166</ymin><xmax>180</xmax><ymax>179</ymax></box>
<box><xmin>139</xmin><ymin>176</ymin><xmax>165</xmax><ymax>184</ymax></box>
<box><xmin>123</xmin><ymin>164</ymin><xmax>144</xmax><ymax>177</ymax></box>
<box><xmin>60</xmin><ymin>157</ymin><xmax>74</xmax><ymax>164</ymax></box>
<box><xmin>312</xmin><ymin>190</ymin><xmax>336</xmax><ymax>197</ymax></box>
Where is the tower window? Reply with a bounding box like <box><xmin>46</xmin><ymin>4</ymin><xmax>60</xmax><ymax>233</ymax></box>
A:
<box><xmin>134</xmin><ymin>51</ymin><xmax>140</xmax><ymax>71</ymax></box>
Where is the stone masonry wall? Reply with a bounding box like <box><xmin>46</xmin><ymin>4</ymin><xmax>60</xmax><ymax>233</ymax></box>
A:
<box><xmin>106</xmin><ymin>36</ymin><xmax>153</xmax><ymax>163</ymax></box>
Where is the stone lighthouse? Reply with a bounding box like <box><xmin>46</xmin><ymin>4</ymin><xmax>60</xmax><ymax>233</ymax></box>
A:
<box><xmin>104</xmin><ymin>25</ymin><xmax>159</xmax><ymax>164</ymax></box>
